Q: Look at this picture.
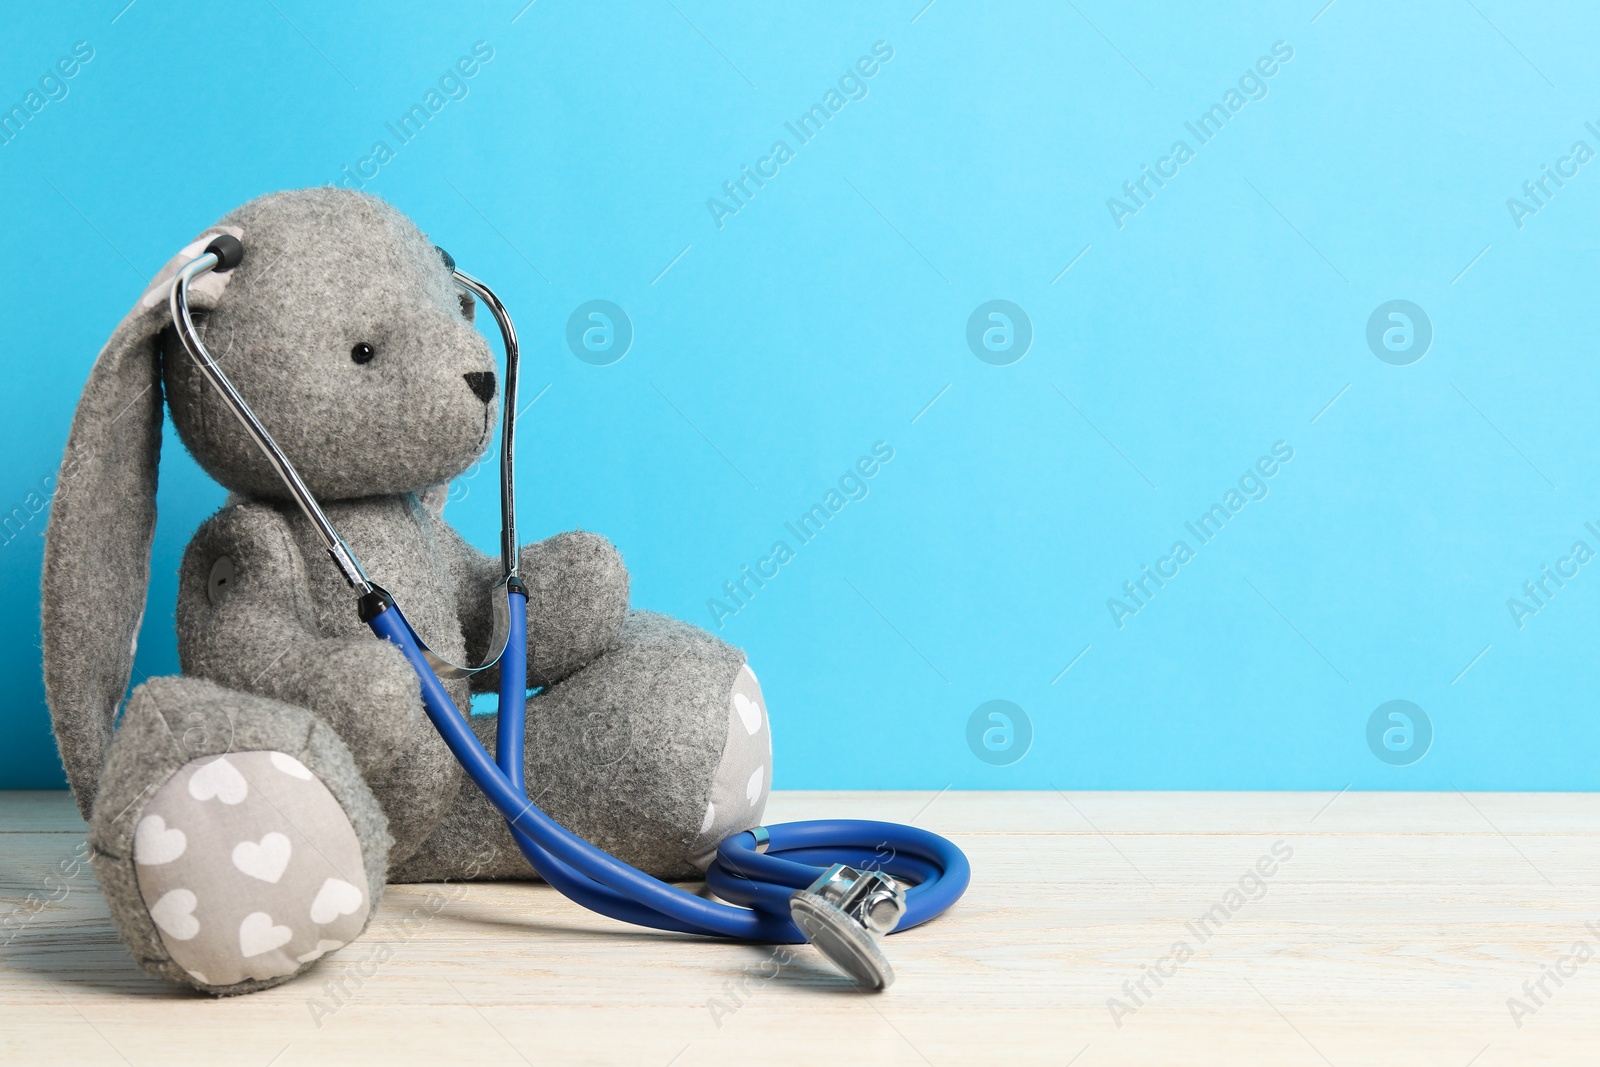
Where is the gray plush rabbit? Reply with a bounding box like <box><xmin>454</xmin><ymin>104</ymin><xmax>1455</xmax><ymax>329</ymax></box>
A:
<box><xmin>41</xmin><ymin>187</ymin><xmax>771</xmax><ymax>994</ymax></box>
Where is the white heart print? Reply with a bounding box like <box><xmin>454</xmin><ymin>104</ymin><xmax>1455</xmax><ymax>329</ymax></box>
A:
<box><xmin>149</xmin><ymin>889</ymin><xmax>199</xmax><ymax>941</ymax></box>
<box><xmin>733</xmin><ymin>693</ymin><xmax>763</xmax><ymax>736</ymax></box>
<box><xmin>309</xmin><ymin>878</ymin><xmax>364</xmax><ymax>924</ymax></box>
<box><xmin>269</xmin><ymin>751</ymin><xmax>314</xmax><ymax>780</ymax></box>
<box><xmin>187</xmin><ymin>757</ymin><xmax>248</xmax><ymax>804</ymax></box>
<box><xmin>134</xmin><ymin>814</ymin><xmax>186</xmax><ymax>865</ymax></box>
<box><xmin>745</xmin><ymin>765</ymin><xmax>765</xmax><ymax>805</ymax></box>
<box><xmin>239</xmin><ymin>912</ymin><xmax>293</xmax><ymax>957</ymax></box>
<box><xmin>232</xmin><ymin>832</ymin><xmax>292</xmax><ymax>883</ymax></box>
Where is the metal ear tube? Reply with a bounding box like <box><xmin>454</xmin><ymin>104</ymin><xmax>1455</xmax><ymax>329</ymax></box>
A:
<box><xmin>167</xmin><ymin>237</ymin><xmax>970</xmax><ymax>989</ymax></box>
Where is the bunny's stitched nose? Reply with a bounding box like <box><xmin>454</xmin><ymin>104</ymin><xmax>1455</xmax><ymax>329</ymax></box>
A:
<box><xmin>464</xmin><ymin>372</ymin><xmax>496</xmax><ymax>404</ymax></box>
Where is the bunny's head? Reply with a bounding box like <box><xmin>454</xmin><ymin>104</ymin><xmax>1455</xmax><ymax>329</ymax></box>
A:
<box><xmin>42</xmin><ymin>188</ymin><xmax>500</xmax><ymax>813</ymax></box>
<box><xmin>167</xmin><ymin>189</ymin><xmax>498</xmax><ymax>499</ymax></box>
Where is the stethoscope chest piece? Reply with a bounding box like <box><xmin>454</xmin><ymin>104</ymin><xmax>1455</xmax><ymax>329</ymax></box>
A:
<box><xmin>789</xmin><ymin>864</ymin><xmax>907</xmax><ymax>991</ymax></box>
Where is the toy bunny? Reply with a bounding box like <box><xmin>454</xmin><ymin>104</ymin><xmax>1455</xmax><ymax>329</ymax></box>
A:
<box><xmin>41</xmin><ymin>187</ymin><xmax>771</xmax><ymax>994</ymax></box>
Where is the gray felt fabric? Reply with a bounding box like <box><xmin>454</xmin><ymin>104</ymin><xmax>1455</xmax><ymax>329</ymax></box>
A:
<box><xmin>43</xmin><ymin>228</ymin><xmax>247</xmax><ymax>819</ymax></box>
<box><xmin>162</xmin><ymin>190</ymin><xmax>498</xmax><ymax>504</ymax></box>
<box><xmin>89</xmin><ymin>675</ymin><xmax>388</xmax><ymax>995</ymax></box>
<box><xmin>42</xmin><ymin>273</ymin><xmax>168</xmax><ymax>817</ymax></box>
<box><xmin>471</xmin><ymin>530</ymin><xmax>631</xmax><ymax>693</ymax></box>
<box><xmin>44</xmin><ymin>187</ymin><xmax>762</xmax><ymax>994</ymax></box>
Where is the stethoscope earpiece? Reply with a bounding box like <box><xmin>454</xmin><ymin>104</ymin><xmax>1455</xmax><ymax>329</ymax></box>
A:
<box><xmin>204</xmin><ymin>234</ymin><xmax>244</xmax><ymax>272</ymax></box>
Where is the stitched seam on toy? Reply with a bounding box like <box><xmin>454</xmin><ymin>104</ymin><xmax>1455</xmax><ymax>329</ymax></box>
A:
<box><xmin>266</xmin><ymin>502</ymin><xmax>318</xmax><ymax>633</ymax></box>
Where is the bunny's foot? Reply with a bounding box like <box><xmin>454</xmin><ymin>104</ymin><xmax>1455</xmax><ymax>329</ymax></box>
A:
<box><xmin>392</xmin><ymin>610</ymin><xmax>770</xmax><ymax>883</ymax></box>
<box><xmin>684</xmin><ymin>657</ymin><xmax>769</xmax><ymax>869</ymax></box>
<box><xmin>89</xmin><ymin>676</ymin><xmax>390</xmax><ymax>994</ymax></box>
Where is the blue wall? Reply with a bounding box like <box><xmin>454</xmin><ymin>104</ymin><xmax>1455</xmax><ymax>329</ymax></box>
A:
<box><xmin>3</xmin><ymin>1</ymin><xmax>1597</xmax><ymax>791</ymax></box>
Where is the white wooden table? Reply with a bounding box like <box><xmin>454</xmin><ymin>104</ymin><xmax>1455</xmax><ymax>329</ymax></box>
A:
<box><xmin>3</xmin><ymin>789</ymin><xmax>1597</xmax><ymax>1065</ymax></box>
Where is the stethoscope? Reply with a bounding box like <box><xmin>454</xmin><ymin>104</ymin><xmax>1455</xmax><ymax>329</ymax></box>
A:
<box><xmin>168</xmin><ymin>235</ymin><xmax>969</xmax><ymax>990</ymax></box>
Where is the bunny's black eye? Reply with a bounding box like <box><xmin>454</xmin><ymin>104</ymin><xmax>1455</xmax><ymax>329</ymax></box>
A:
<box><xmin>350</xmin><ymin>343</ymin><xmax>376</xmax><ymax>365</ymax></box>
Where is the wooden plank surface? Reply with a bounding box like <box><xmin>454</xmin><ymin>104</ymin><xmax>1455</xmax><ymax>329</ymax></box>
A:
<box><xmin>3</xmin><ymin>789</ymin><xmax>1597</xmax><ymax>1065</ymax></box>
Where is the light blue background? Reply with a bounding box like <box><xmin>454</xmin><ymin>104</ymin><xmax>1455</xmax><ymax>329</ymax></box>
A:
<box><xmin>2</xmin><ymin>1</ymin><xmax>1596</xmax><ymax>791</ymax></box>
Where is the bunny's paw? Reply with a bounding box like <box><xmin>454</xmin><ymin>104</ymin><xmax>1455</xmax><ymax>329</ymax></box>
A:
<box><xmin>88</xmin><ymin>676</ymin><xmax>390</xmax><ymax>995</ymax></box>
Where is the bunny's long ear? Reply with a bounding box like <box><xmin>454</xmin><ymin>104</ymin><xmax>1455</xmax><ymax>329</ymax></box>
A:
<box><xmin>42</xmin><ymin>225</ymin><xmax>243</xmax><ymax>819</ymax></box>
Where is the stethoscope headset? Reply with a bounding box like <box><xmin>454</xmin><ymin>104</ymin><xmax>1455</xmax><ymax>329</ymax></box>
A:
<box><xmin>167</xmin><ymin>235</ymin><xmax>969</xmax><ymax>990</ymax></box>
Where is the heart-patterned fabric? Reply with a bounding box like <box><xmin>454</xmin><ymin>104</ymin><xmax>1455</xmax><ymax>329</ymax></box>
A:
<box><xmin>688</xmin><ymin>664</ymin><xmax>772</xmax><ymax>868</ymax></box>
<box><xmin>133</xmin><ymin>750</ymin><xmax>369</xmax><ymax>987</ymax></box>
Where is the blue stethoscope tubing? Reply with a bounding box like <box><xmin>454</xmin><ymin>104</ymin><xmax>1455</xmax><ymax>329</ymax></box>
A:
<box><xmin>365</xmin><ymin>592</ymin><xmax>970</xmax><ymax>944</ymax></box>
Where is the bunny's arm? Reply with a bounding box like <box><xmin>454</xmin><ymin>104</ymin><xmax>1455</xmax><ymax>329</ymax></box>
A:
<box><xmin>175</xmin><ymin>501</ymin><xmax>424</xmax><ymax>776</ymax></box>
<box><xmin>433</xmin><ymin>518</ymin><xmax>629</xmax><ymax>691</ymax></box>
